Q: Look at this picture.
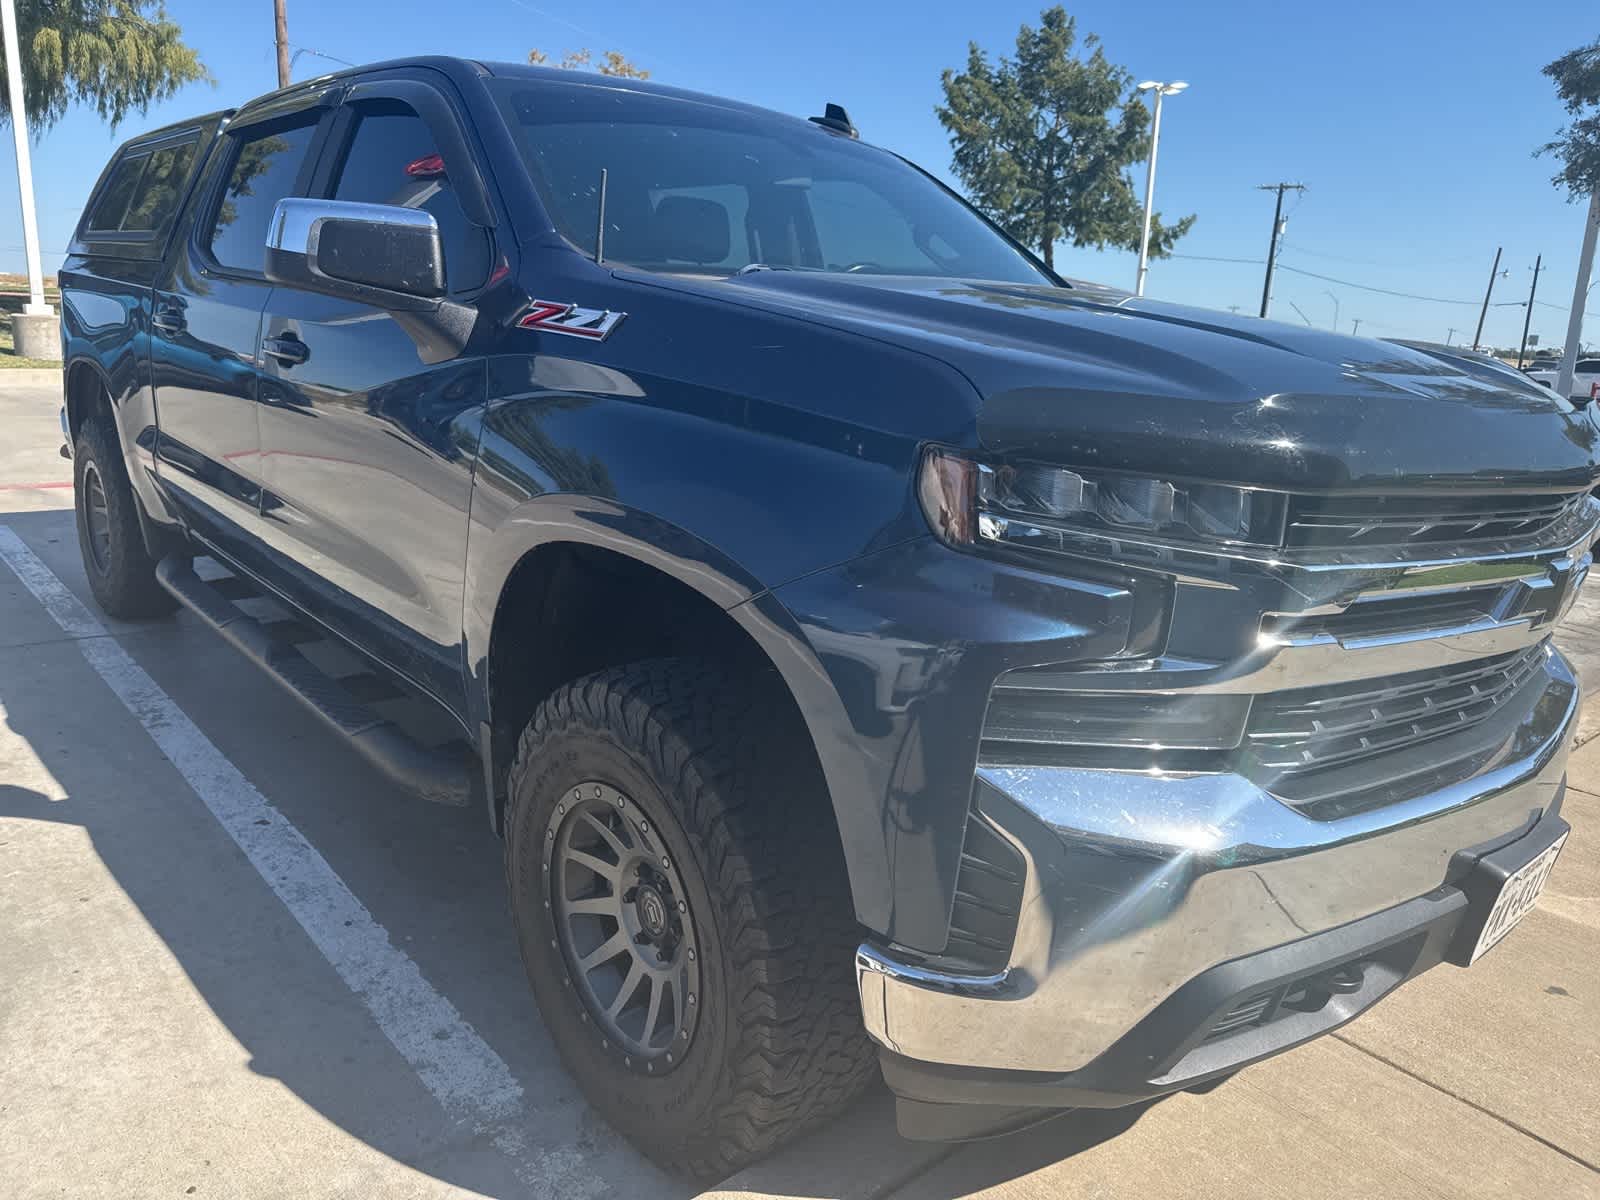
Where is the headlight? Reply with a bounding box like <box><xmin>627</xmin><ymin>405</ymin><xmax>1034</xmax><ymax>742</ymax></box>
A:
<box><xmin>917</xmin><ymin>449</ymin><xmax>1287</xmax><ymax>551</ymax></box>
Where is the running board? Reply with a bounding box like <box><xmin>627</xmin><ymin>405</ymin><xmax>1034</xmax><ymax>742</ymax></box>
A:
<box><xmin>155</xmin><ymin>556</ymin><xmax>474</xmax><ymax>806</ymax></box>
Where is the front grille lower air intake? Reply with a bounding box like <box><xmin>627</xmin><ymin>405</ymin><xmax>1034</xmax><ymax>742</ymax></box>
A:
<box><xmin>1244</xmin><ymin>644</ymin><xmax>1548</xmax><ymax>776</ymax></box>
<box><xmin>945</xmin><ymin>810</ymin><xmax>1026</xmax><ymax>973</ymax></box>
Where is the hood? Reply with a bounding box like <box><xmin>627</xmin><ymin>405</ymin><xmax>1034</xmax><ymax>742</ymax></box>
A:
<box><xmin>708</xmin><ymin>273</ymin><xmax>1600</xmax><ymax>493</ymax></box>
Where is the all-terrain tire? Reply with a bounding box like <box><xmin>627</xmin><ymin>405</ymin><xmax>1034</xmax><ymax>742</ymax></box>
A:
<box><xmin>73</xmin><ymin>409</ymin><xmax>176</xmax><ymax>619</ymax></box>
<box><xmin>504</xmin><ymin>658</ymin><xmax>876</xmax><ymax>1179</ymax></box>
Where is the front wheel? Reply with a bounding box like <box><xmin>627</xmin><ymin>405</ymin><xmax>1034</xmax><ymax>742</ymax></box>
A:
<box><xmin>504</xmin><ymin>659</ymin><xmax>875</xmax><ymax>1179</ymax></box>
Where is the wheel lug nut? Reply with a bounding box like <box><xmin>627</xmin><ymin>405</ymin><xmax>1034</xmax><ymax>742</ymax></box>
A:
<box><xmin>661</xmin><ymin>856</ymin><xmax>670</xmax><ymax>869</ymax></box>
<box><xmin>687</xmin><ymin>949</ymin><xmax>696</xmax><ymax>962</ymax></box>
<box><xmin>593</xmin><ymin>785</ymin><xmax>602</xmax><ymax>798</ymax></box>
<box><xmin>687</xmin><ymin>994</ymin><xmax>696</xmax><ymax>1006</ymax></box>
<box><xmin>639</xmin><ymin>820</ymin><xmax>650</xmax><ymax>833</ymax></box>
<box><xmin>666</xmin><ymin>1052</ymin><xmax>673</xmax><ymax>1063</ymax></box>
<box><xmin>676</xmin><ymin>900</ymin><xmax>686</xmax><ymax>913</ymax></box>
<box><xmin>557</xmin><ymin>803</ymin><xmax>565</xmax><ymax>815</ymax></box>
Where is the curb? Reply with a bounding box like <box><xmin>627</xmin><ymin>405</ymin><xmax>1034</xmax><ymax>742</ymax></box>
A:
<box><xmin>0</xmin><ymin>368</ymin><xmax>64</xmax><ymax>388</ymax></box>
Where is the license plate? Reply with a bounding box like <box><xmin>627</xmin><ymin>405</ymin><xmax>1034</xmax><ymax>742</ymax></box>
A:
<box><xmin>1470</xmin><ymin>833</ymin><xmax>1567</xmax><ymax>963</ymax></box>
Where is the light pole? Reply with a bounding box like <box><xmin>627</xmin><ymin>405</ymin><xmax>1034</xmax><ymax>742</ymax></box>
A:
<box><xmin>1</xmin><ymin>0</ymin><xmax>57</xmax><ymax>361</ymax></box>
<box><xmin>1323</xmin><ymin>289</ymin><xmax>1339</xmax><ymax>333</ymax></box>
<box><xmin>1134</xmin><ymin>80</ymin><xmax>1187</xmax><ymax>297</ymax></box>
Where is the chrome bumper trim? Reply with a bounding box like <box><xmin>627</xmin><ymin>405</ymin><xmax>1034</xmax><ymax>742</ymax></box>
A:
<box><xmin>857</xmin><ymin>648</ymin><xmax>1578</xmax><ymax>1073</ymax></box>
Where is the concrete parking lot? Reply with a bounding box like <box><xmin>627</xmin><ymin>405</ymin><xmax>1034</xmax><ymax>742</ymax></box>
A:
<box><xmin>2</xmin><ymin>371</ymin><xmax>1597</xmax><ymax>1199</ymax></box>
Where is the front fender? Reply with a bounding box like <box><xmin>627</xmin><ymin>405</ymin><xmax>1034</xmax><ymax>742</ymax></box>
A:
<box><xmin>460</xmin><ymin>484</ymin><xmax>904</xmax><ymax>934</ymax></box>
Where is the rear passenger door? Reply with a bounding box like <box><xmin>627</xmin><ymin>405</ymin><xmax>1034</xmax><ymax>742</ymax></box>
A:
<box><xmin>253</xmin><ymin>77</ymin><xmax>496</xmax><ymax>708</ymax></box>
<box><xmin>150</xmin><ymin>94</ymin><xmax>333</xmax><ymax>561</ymax></box>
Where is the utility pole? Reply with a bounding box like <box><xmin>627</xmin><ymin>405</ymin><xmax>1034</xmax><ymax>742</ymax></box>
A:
<box><xmin>1472</xmin><ymin>247</ymin><xmax>1505</xmax><ymax>351</ymax></box>
<box><xmin>1</xmin><ymin>0</ymin><xmax>57</xmax><ymax>359</ymax></box>
<box><xmin>1257</xmin><ymin>182</ymin><xmax>1305</xmax><ymax>318</ymax></box>
<box><xmin>1446</xmin><ymin>327</ymin><xmax>1457</xmax><ymax>346</ymax></box>
<box><xmin>274</xmin><ymin>0</ymin><xmax>291</xmax><ymax>88</ymax></box>
<box><xmin>1517</xmin><ymin>255</ymin><xmax>1542</xmax><ymax>369</ymax></box>
<box><xmin>1556</xmin><ymin>193</ymin><xmax>1599</xmax><ymax>400</ymax></box>
<box><xmin>1351</xmin><ymin>318</ymin><xmax>1363</xmax><ymax>337</ymax></box>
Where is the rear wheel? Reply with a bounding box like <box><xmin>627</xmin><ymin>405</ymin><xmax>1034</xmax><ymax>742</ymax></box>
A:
<box><xmin>504</xmin><ymin>659</ymin><xmax>875</xmax><ymax>1179</ymax></box>
<box><xmin>73</xmin><ymin>410</ymin><xmax>176</xmax><ymax>619</ymax></box>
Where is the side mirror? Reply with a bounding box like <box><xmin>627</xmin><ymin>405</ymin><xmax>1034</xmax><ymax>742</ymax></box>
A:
<box><xmin>266</xmin><ymin>198</ymin><xmax>445</xmax><ymax>309</ymax></box>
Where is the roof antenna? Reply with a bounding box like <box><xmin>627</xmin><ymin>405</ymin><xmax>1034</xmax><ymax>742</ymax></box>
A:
<box><xmin>808</xmin><ymin>103</ymin><xmax>858</xmax><ymax>138</ymax></box>
<box><xmin>594</xmin><ymin>168</ymin><xmax>608</xmax><ymax>265</ymax></box>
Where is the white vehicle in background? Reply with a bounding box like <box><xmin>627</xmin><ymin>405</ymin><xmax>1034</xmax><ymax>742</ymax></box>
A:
<box><xmin>1524</xmin><ymin>356</ymin><xmax>1600</xmax><ymax>402</ymax></box>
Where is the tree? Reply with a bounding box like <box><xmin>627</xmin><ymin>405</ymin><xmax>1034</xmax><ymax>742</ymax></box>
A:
<box><xmin>936</xmin><ymin>6</ymin><xmax>1193</xmax><ymax>271</ymax></box>
<box><xmin>1539</xmin><ymin>36</ymin><xmax>1600</xmax><ymax>197</ymax></box>
<box><xmin>0</xmin><ymin>0</ymin><xmax>208</xmax><ymax>132</ymax></box>
<box><xmin>527</xmin><ymin>48</ymin><xmax>648</xmax><ymax>79</ymax></box>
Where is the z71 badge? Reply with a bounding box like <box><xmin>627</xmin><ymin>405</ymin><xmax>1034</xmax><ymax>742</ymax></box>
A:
<box><xmin>517</xmin><ymin>300</ymin><xmax>626</xmax><ymax>341</ymax></box>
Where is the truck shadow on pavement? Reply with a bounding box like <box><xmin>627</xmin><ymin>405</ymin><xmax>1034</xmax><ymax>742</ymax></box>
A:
<box><xmin>0</xmin><ymin>506</ymin><xmax>1162</xmax><ymax>1200</ymax></box>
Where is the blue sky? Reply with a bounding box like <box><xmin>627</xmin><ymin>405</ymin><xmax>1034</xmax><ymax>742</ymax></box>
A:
<box><xmin>4</xmin><ymin>0</ymin><xmax>1597</xmax><ymax>350</ymax></box>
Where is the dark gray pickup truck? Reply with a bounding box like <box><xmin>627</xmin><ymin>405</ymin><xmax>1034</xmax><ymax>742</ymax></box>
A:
<box><xmin>58</xmin><ymin>56</ymin><xmax>1594</xmax><ymax>1177</ymax></box>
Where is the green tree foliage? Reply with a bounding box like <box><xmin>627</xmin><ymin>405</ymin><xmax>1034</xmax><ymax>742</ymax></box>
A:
<box><xmin>0</xmin><ymin>0</ymin><xmax>208</xmax><ymax>131</ymax></box>
<box><xmin>1539</xmin><ymin>36</ymin><xmax>1600</xmax><ymax>198</ymax></box>
<box><xmin>936</xmin><ymin>6</ymin><xmax>1193</xmax><ymax>270</ymax></box>
<box><xmin>527</xmin><ymin>48</ymin><xmax>649</xmax><ymax>79</ymax></box>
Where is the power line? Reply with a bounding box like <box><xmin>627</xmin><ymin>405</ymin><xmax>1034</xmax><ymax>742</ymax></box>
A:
<box><xmin>1272</xmin><ymin>263</ymin><xmax>1482</xmax><ymax>305</ymax></box>
<box><xmin>1171</xmin><ymin>253</ymin><xmax>1264</xmax><ymax>264</ymax></box>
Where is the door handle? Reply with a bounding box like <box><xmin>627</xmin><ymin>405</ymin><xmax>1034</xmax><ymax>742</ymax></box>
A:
<box><xmin>151</xmin><ymin>308</ymin><xmax>185</xmax><ymax>336</ymax></box>
<box><xmin>262</xmin><ymin>334</ymin><xmax>309</xmax><ymax>367</ymax></box>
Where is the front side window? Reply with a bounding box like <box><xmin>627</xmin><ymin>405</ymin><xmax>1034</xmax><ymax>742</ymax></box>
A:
<box><xmin>208</xmin><ymin>121</ymin><xmax>319</xmax><ymax>272</ymax></box>
<box><xmin>328</xmin><ymin>105</ymin><xmax>489</xmax><ymax>290</ymax></box>
<box><xmin>488</xmin><ymin>80</ymin><xmax>1050</xmax><ymax>284</ymax></box>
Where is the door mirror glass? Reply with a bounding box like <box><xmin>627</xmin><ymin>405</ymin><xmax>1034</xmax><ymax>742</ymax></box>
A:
<box><xmin>265</xmin><ymin>197</ymin><xmax>445</xmax><ymax>306</ymax></box>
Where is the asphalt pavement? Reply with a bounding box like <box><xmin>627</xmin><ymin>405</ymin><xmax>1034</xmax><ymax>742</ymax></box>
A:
<box><xmin>2</xmin><ymin>370</ymin><xmax>1596</xmax><ymax>1199</ymax></box>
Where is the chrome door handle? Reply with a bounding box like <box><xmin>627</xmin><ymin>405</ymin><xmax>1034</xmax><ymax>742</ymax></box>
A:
<box><xmin>262</xmin><ymin>335</ymin><xmax>309</xmax><ymax>367</ymax></box>
<box><xmin>151</xmin><ymin>308</ymin><xmax>185</xmax><ymax>336</ymax></box>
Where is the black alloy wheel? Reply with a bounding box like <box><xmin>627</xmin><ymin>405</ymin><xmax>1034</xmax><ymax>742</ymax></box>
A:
<box><xmin>544</xmin><ymin>781</ymin><xmax>702</xmax><ymax>1073</ymax></box>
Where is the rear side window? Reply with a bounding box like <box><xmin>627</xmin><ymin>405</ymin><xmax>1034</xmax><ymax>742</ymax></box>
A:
<box><xmin>328</xmin><ymin>106</ymin><xmax>490</xmax><ymax>290</ymax></box>
<box><xmin>208</xmin><ymin>120</ymin><xmax>320</xmax><ymax>273</ymax></box>
<box><xmin>84</xmin><ymin>136</ymin><xmax>199</xmax><ymax>236</ymax></box>
<box><xmin>86</xmin><ymin>155</ymin><xmax>148</xmax><ymax>232</ymax></box>
<box><xmin>121</xmin><ymin>141</ymin><xmax>198</xmax><ymax>231</ymax></box>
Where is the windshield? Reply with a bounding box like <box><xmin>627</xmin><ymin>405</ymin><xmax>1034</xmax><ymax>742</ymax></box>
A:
<box><xmin>488</xmin><ymin>79</ymin><xmax>1052</xmax><ymax>284</ymax></box>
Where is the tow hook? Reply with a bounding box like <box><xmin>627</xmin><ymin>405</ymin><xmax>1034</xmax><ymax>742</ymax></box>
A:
<box><xmin>1281</xmin><ymin>961</ymin><xmax>1369</xmax><ymax>1014</ymax></box>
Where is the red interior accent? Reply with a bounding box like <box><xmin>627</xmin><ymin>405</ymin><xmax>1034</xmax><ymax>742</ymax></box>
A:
<box><xmin>404</xmin><ymin>153</ymin><xmax>446</xmax><ymax>178</ymax></box>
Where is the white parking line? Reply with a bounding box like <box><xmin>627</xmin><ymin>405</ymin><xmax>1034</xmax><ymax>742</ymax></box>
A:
<box><xmin>0</xmin><ymin>526</ymin><xmax>604</xmax><ymax>1199</ymax></box>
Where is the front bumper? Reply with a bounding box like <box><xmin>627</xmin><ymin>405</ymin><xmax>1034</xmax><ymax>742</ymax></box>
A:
<box><xmin>857</xmin><ymin>646</ymin><xmax>1577</xmax><ymax>1109</ymax></box>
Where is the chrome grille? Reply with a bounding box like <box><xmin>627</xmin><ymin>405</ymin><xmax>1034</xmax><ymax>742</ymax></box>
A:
<box><xmin>1286</xmin><ymin>491</ymin><xmax>1583</xmax><ymax>549</ymax></box>
<box><xmin>1245</xmin><ymin>645</ymin><xmax>1548</xmax><ymax>775</ymax></box>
